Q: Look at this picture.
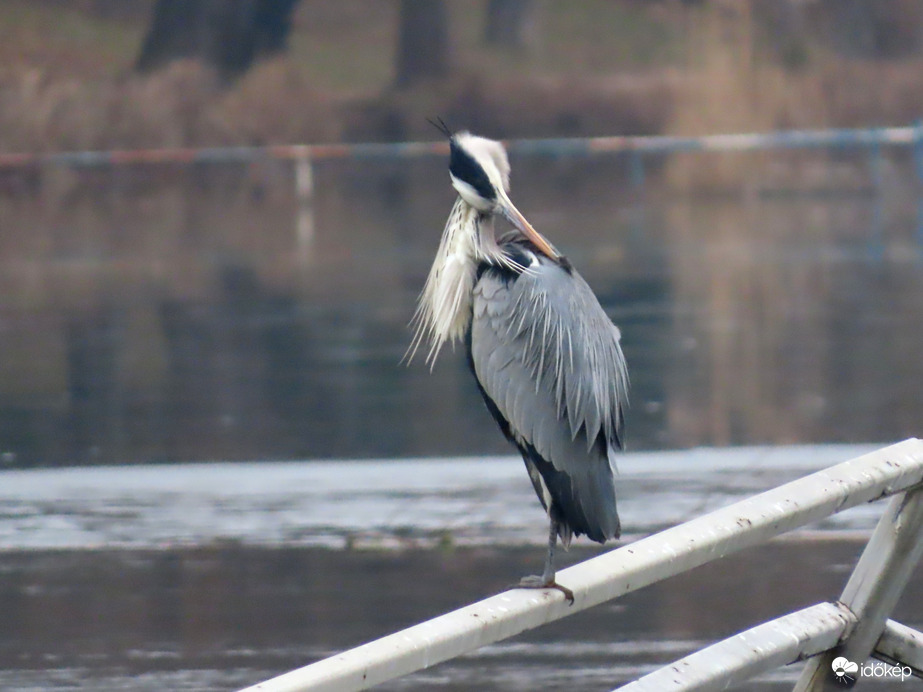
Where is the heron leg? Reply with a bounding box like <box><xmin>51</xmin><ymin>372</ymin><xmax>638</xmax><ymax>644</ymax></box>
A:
<box><xmin>514</xmin><ymin>515</ymin><xmax>574</xmax><ymax>604</ymax></box>
<box><xmin>541</xmin><ymin>515</ymin><xmax>558</xmax><ymax>584</ymax></box>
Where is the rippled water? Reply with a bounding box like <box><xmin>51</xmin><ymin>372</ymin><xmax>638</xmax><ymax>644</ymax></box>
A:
<box><xmin>5</xmin><ymin>538</ymin><xmax>918</xmax><ymax>691</ymax></box>
<box><xmin>0</xmin><ymin>445</ymin><xmax>886</xmax><ymax>551</ymax></box>
<box><xmin>2</xmin><ymin>445</ymin><xmax>922</xmax><ymax>691</ymax></box>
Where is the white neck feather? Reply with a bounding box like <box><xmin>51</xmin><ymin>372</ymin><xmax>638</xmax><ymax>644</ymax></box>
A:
<box><xmin>409</xmin><ymin>197</ymin><xmax>505</xmax><ymax>366</ymax></box>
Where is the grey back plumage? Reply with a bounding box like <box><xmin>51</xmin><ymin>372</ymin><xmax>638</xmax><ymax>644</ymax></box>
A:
<box><xmin>469</xmin><ymin>249</ymin><xmax>629</xmax><ymax>544</ymax></box>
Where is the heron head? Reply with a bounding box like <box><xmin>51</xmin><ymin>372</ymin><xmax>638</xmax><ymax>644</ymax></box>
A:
<box><xmin>448</xmin><ymin>131</ymin><xmax>560</xmax><ymax>260</ymax></box>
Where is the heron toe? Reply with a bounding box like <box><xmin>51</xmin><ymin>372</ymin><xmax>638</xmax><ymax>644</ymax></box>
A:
<box><xmin>514</xmin><ymin>575</ymin><xmax>575</xmax><ymax>604</ymax></box>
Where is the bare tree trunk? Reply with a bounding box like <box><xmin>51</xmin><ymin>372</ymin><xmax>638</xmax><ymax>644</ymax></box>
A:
<box><xmin>484</xmin><ymin>0</ymin><xmax>535</xmax><ymax>51</ymax></box>
<box><xmin>395</xmin><ymin>0</ymin><xmax>449</xmax><ymax>87</ymax></box>
<box><xmin>811</xmin><ymin>0</ymin><xmax>923</xmax><ymax>59</ymax></box>
<box><xmin>135</xmin><ymin>0</ymin><xmax>300</xmax><ymax>79</ymax></box>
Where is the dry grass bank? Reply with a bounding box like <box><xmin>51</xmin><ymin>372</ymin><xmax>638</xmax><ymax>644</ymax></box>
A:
<box><xmin>0</xmin><ymin>1</ymin><xmax>922</xmax><ymax>158</ymax></box>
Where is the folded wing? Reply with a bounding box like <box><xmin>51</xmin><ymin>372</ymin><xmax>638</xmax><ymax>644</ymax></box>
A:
<box><xmin>470</xmin><ymin>256</ymin><xmax>628</xmax><ymax>542</ymax></box>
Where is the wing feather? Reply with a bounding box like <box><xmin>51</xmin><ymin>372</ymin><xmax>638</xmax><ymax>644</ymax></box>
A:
<box><xmin>470</xmin><ymin>257</ymin><xmax>628</xmax><ymax>542</ymax></box>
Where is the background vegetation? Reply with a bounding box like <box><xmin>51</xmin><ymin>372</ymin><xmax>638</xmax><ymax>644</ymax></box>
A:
<box><xmin>1</xmin><ymin>0</ymin><xmax>923</xmax><ymax>155</ymax></box>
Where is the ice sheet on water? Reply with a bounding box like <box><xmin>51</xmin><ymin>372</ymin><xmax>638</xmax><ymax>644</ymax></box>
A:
<box><xmin>0</xmin><ymin>444</ymin><xmax>884</xmax><ymax>551</ymax></box>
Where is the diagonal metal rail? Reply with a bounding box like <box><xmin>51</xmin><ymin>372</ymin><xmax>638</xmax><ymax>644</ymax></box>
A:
<box><xmin>240</xmin><ymin>439</ymin><xmax>923</xmax><ymax>692</ymax></box>
<box><xmin>614</xmin><ymin>609</ymin><xmax>923</xmax><ymax>691</ymax></box>
<box><xmin>615</xmin><ymin>602</ymin><xmax>858</xmax><ymax>691</ymax></box>
<box><xmin>875</xmin><ymin>619</ymin><xmax>923</xmax><ymax>674</ymax></box>
<box><xmin>619</xmin><ymin>484</ymin><xmax>923</xmax><ymax>691</ymax></box>
<box><xmin>794</xmin><ymin>483</ymin><xmax>923</xmax><ymax>691</ymax></box>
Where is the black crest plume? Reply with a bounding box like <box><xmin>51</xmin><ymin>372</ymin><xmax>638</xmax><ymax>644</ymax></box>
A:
<box><xmin>426</xmin><ymin>116</ymin><xmax>453</xmax><ymax>139</ymax></box>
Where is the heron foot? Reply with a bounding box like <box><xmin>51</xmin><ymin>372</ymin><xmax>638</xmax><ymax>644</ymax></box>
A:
<box><xmin>512</xmin><ymin>575</ymin><xmax>574</xmax><ymax>605</ymax></box>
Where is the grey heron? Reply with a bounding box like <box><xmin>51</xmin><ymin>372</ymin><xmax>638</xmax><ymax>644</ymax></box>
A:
<box><xmin>410</xmin><ymin>130</ymin><xmax>628</xmax><ymax>603</ymax></box>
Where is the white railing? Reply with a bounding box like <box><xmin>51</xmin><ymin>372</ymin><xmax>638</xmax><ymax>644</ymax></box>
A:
<box><xmin>240</xmin><ymin>439</ymin><xmax>923</xmax><ymax>692</ymax></box>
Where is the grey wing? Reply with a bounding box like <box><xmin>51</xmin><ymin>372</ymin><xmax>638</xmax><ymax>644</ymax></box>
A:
<box><xmin>470</xmin><ymin>257</ymin><xmax>628</xmax><ymax>541</ymax></box>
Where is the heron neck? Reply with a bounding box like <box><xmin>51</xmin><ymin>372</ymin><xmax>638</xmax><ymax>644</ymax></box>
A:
<box><xmin>411</xmin><ymin>198</ymin><xmax>484</xmax><ymax>364</ymax></box>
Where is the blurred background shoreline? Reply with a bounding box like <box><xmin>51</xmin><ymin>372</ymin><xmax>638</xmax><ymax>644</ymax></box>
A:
<box><xmin>3</xmin><ymin>1</ymin><xmax>923</xmax><ymax>150</ymax></box>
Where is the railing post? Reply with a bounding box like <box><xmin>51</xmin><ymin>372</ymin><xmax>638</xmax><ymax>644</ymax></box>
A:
<box><xmin>869</xmin><ymin>141</ymin><xmax>884</xmax><ymax>261</ymax></box>
<box><xmin>628</xmin><ymin>149</ymin><xmax>647</xmax><ymax>239</ymax></box>
<box><xmin>794</xmin><ymin>484</ymin><xmax>923</xmax><ymax>691</ymax></box>
<box><xmin>629</xmin><ymin>149</ymin><xmax>645</xmax><ymax>190</ymax></box>
<box><xmin>294</xmin><ymin>145</ymin><xmax>315</xmax><ymax>264</ymax></box>
<box><xmin>913</xmin><ymin>120</ymin><xmax>923</xmax><ymax>249</ymax></box>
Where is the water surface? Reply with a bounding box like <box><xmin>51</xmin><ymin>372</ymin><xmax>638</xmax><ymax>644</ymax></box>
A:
<box><xmin>2</xmin><ymin>446</ymin><xmax>921</xmax><ymax>690</ymax></box>
<box><xmin>0</xmin><ymin>153</ymin><xmax>921</xmax><ymax>465</ymax></box>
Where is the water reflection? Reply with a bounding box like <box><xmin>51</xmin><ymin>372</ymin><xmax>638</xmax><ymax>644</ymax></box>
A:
<box><xmin>0</xmin><ymin>154</ymin><xmax>921</xmax><ymax>466</ymax></box>
<box><xmin>1</xmin><ymin>541</ymin><xmax>919</xmax><ymax>691</ymax></box>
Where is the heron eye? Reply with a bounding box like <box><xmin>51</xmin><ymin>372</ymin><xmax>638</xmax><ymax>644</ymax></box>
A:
<box><xmin>449</xmin><ymin>142</ymin><xmax>496</xmax><ymax>203</ymax></box>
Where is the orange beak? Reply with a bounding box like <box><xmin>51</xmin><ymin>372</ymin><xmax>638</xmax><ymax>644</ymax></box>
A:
<box><xmin>498</xmin><ymin>192</ymin><xmax>561</xmax><ymax>260</ymax></box>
